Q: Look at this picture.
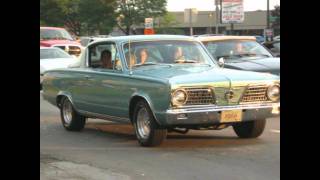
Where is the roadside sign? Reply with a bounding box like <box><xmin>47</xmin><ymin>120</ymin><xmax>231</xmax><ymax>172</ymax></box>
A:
<box><xmin>144</xmin><ymin>18</ymin><xmax>154</xmax><ymax>35</ymax></box>
<box><xmin>269</xmin><ymin>16</ymin><xmax>277</xmax><ymax>22</ymax></box>
<box><xmin>145</xmin><ymin>18</ymin><xmax>153</xmax><ymax>29</ymax></box>
<box><xmin>221</xmin><ymin>0</ymin><xmax>244</xmax><ymax>24</ymax></box>
<box><xmin>264</xmin><ymin>29</ymin><xmax>273</xmax><ymax>37</ymax></box>
<box><xmin>144</xmin><ymin>29</ymin><xmax>154</xmax><ymax>35</ymax></box>
<box><xmin>264</xmin><ymin>29</ymin><xmax>274</xmax><ymax>41</ymax></box>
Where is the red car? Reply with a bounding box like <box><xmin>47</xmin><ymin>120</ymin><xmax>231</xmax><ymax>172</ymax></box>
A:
<box><xmin>40</xmin><ymin>27</ymin><xmax>83</xmax><ymax>57</ymax></box>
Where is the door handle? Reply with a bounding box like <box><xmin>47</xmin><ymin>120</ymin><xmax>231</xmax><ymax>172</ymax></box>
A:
<box><xmin>84</xmin><ymin>75</ymin><xmax>92</xmax><ymax>79</ymax></box>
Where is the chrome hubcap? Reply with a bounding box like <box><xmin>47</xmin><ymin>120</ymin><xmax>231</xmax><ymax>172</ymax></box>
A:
<box><xmin>136</xmin><ymin>107</ymin><xmax>151</xmax><ymax>139</ymax></box>
<box><xmin>63</xmin><ymin>99</ymin><xmax>73</xmax><ymax>125</ymax></box>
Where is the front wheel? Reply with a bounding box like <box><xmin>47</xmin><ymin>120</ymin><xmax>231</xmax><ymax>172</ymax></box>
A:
<box><xmin>233</xmin><ymin>119</ymin><xmax>266</xmax><ymax>138</ymax></box>
<box><xmin>60</xmin><ymin>97</ymin><xmax>86</xmax><ymax>131</ymax></box>
<box><xmin>133</xmin><ymin>100</ymin><xmax>167</xmax><ymax>147</ymax></box>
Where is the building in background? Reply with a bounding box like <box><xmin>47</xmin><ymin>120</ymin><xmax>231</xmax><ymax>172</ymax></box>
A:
<box><xmin>131</xmin><ymin>10</ymin><xmax>279</xmax><ymax>36</ymax></box>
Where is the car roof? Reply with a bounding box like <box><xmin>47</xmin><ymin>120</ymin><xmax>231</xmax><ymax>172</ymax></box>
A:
<box><xmin>197</xmin><ymin>35</ymin><xmax>256</xmax><ymax>42</ymax></box>
<box><xmin>91</xmin><ymin>35</ymin><xmax>197</xmax><ymax>44</ymax></box>
<box><xmin>40</xmin><ymin>27</ymin><xmax>65</xmax><ymax>30</ymax></box>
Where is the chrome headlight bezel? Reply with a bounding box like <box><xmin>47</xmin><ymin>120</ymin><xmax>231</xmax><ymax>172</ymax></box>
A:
<box><xmin>171</xmin><ymin>89</ymin><xmax>188</xmax><ymax>107</ymax></box>
<box><xmin>267</xmin><ymin>84</ymin><xmax>280</xmax><ymax>102</ymax></box>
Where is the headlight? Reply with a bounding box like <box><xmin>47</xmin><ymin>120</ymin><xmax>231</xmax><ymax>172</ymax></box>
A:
<box><xmin>171</xmin><ymin>89</ymin><xmax>188</xmax><ymax>106</ymax></box>
<box><xmin>267</xmin><ymin>84</ymin><xmax>280</xmax><ymax>102</ymax></box>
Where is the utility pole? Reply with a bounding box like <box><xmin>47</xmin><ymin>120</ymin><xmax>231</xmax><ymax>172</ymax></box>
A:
<box><xmin>230</xmin><ymin>23</ymin><xmax>234</xmax><ymax>35</ymax></box>
<box><xmin>215</xmin><ymin>0</ymin><xmax>219</xmax><ymax>34</ymax></box>
<box><xmin>189</xmin><ymin>8</ymin><xmax>193</xmax><ymax>36</ymax></box>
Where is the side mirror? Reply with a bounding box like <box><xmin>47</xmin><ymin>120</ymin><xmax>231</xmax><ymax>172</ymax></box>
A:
<box><xmin>218</xmin><ymin>57</ymin><xmax>225</xmax><ymax>67</ymax></box>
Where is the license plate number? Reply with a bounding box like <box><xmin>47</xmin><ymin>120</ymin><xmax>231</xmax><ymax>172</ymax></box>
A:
<box><xmin>220</xmin><ymin>110</ymin><xmax>243</xmax><ymax>123</ymax></box>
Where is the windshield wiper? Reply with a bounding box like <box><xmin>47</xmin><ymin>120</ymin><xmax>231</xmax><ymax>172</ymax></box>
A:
<box><xmin>133</xmin><ymin>62</ymin><xmax>158</xmax><ymax>67</ymax></box>
<box><xmin>236</xmin><ymin>53</ymin><xmax>270</xmax><ymax>57</ymax></box>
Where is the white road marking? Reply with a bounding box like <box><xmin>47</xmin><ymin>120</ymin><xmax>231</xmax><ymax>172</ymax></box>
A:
<box><xmin>270</xmin><ymin>129</ymin><xmax>280</xmax><ymax>133</ymax></box>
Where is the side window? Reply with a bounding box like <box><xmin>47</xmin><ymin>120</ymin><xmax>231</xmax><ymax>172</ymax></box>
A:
<box><xmin>88</xmin><ymin>43</ymin><xmax>122</xmax><ymax>71</ymax></box>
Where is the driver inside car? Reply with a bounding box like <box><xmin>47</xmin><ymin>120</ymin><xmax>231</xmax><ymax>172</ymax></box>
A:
<box><xmin>136</xmin><ymin>48</ymin><xmax>149</xmax><ymax>64</ymax></box>
<box><xmin>172</xmin><ymin>46</ymin><xmax>185</xmax><ymax>63</ymax></box>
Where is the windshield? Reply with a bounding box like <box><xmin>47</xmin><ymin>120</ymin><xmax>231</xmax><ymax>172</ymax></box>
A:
<box><xmin>204</xmin><ymin>40</ymin><xmax>273</xmax><ymax>62</ymax></box>
<box><xmin>40</xmin><ymin>48</ymin><xmax>72</xmax><ymax>59</ymax></box>
<box><xmin>40</xmin><ymin>28</ymin><xmax>74</xmax><ymax>41</ymax></box>
<box><xmin>123</xmin><ymin>40</ymin><xmax>216</xmax><ymax>68</ymax></box>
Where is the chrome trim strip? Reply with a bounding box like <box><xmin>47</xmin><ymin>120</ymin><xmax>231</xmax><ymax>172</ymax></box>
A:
<box><xmin>166</xmin><ymin>103</ymin><xmax>280</xmax><ymax>114</ymax></box>
<box><xmin>78</xmin><ymin>110</ymin><xmax>130</xmax><ymax>123</ymax></box>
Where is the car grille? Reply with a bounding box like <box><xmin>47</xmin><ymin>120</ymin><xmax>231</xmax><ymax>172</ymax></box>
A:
<box><xmin>185</xmin><ymin>88</ymin><xmax>215</xmax><ymax>105</ymax></box>
<box><xmin>241</xmin><ymin>85</ymin><xmax>269</xmax><ymax>103</ymax></box>
<box><xmin>68</xmin><ymin>46</ymin><xmax>81</xmax><ymax>56</ymax></box>
<box><xmin>53</xmin><ymin>45</ymin><xmax>82</xmax><ymax>56</ymax></box>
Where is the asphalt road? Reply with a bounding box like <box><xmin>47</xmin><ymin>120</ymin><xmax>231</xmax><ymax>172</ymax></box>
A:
<box><xmin>40</xmin><ymin>92</ymin><xmax>280</xmax><ymax>180</ymax></box>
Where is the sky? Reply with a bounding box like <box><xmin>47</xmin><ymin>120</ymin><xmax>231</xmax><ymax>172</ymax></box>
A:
<box><xmin>167</xmin><ymin>0</ymin><xmax>280</xmax><ymax>12</ymax></box>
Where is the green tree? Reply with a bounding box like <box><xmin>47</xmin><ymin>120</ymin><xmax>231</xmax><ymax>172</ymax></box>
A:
<box><xmin>116</xmin><ymin>0</ymin><xmax>167</xmax><ymax>35</ymax></box>
<box><xmin>40</xmin><ymin>0</ymin><xmax>81</xmax><ymax>35</ymax></box>
<box><xmin>79</xmin><ymin>0</ymin><xmax>117</xmax><ymax>35</ymax></box>
<box><xmin>40</xmin><ymin>0</ymin><xmax>118</xmax><ymax>36</ymax></box>
<box><xmin>40</xmin><ymin>0</ymin><xmax>65</xmax><ymax>26</ymax></box>
<box><xmin>58</xmin><ymin>0</ymin><xmax>82</xmax><ymax>36</ymax></box>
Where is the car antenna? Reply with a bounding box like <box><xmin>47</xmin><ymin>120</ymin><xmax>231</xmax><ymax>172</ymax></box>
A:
<box><xmin>129</xmin><ymin>40</ymin><xmax>133</xmax><ymax>75</ymax></box>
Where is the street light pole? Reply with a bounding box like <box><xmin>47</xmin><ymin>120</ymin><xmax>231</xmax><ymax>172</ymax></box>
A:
<box><xmin>189</xmin><ymin>8</ymin><xmax>193</xmax><ymax>36</ymax></box>
<box><xmin>267</xmin><ymin>0</ymin><xmax>270</xmax><ymax>28</ymax></box>
<box><xmin>215</xmin><ymin>0</ymin><xmax>219</xmax><ymax>34</ymax></box>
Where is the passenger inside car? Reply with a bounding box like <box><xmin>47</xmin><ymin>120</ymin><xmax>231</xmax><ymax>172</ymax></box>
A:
<box><xmin>235</xmin><ymin>43</ymin><xmax>244</xmax><ymax>54</ymax></box>
<box><xmin>100</xmin><ymin>50</ymin><xmax>113</xmax><ymax>69</ymax></box>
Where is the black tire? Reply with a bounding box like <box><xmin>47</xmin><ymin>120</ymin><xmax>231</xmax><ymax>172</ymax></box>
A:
<box><xmin>60</xmin><ymin>97</ymin><xmax>86</xmax><ymax>131</ymax></box>
<box><xmin>233</xmin><ymin>119</ymin><xmax>266</xmax><ymax>138</ymax></box>
<box><xmin>132</xmin><ymin>100</ymin><xmax>167</xmax><ymax>147</ymax></box>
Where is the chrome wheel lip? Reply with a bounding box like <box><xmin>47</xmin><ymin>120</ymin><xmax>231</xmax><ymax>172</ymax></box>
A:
<box><xmin>63</xmin><ymin>99</ymin><xmax>73</xmax><ymax>125</ymax></box>
<box><xmin>136</xmin><ymin>107</ymin><xmax>151</xmax><ymax>139</ymax></box>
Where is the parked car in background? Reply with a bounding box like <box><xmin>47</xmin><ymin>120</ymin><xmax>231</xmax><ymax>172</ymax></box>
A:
<box><xmin>194</xmin><ymin>34</ymin><xmax>225</xmax><ymax>37</ymax></box>
<box><xmin>79</xmin><ymin>36</ymin><xmax>106</xmax><ymax>47</ymax></box>
<box><xmin>198</xmin><ymin>36</ymin><xmax>280</xmax><ymax>76</ymax></box>
<box><xmin>40</xmin><ymin>47</ymin><xmax>78</xmax><ymax>90</ymax></box>
<box><xmin>42</xmin><ymin>35</ymin><xmax>280</xmax><ymax>147</ymax></box>
<box><xmin>263</xmin><ymin>40</ymin><xmax>280</xmax><ymax>57</ymax></box>
<box><xmin>40</xmin><ymin>27</ymin><xmax>83</xmax><ymax>57</ymax></box>
<box><xmin>254</xmin><ymin>35</ymin><xmax>265</xmax><ymax>44</ymax></box>
<box><xmin>273</xmin><ymin>35</ymin><xmax>280</xmax><ymax>41</ymax></box>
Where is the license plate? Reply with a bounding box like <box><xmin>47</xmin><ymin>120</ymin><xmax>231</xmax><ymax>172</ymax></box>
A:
<box><xmin>220</xmin><ymin>110</ymin><xmax>243</xmax><ymax>123</ymax></box>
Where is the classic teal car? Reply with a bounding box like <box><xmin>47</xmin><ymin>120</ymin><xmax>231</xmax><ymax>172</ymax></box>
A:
<box><xmin>42</xmin><ymin>35</ymin><xmax>280</xmax><ymax>147</ymax></box>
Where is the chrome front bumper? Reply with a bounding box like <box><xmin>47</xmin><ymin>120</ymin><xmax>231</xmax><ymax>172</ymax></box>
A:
<box><xmin>162</xmin><ymin>103</ymin><xmax>280</xmax><ymax>126</ymax></box>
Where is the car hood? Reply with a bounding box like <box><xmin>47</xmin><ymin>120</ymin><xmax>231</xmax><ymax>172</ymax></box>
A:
<box><xmin>225</xmin><ymin>57</ymin><xmax>280</xmax><ymax>74</ymax></box>
<box><xmin>132</xmin><ymin>65</ymin><xmax>279</xmax><ymax>87</ymax></box>
<box><xmin>40</xmin><ymin>39</ymin><xmax>81</xmax><ymax>47</ymax></box>
<box><xmin>40</xmin><ymin>58</ymin><xmax>75</xmax><ymax>73</ymax></box>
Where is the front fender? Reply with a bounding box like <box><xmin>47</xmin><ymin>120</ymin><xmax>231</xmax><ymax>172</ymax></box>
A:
<box><xmin>128</xmin><ymin>87</ymin><xmax>170</xmax><ymax>126</ymax></box>
<box><xmin>56</xmin><ymin>91</ymin><xmax>77</xmax><ymax>109</ymax></box>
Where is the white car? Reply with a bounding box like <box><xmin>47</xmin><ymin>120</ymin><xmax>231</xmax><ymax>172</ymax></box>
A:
<box><xmin>273</xmin><ymin>35</ymin><xmax>280</xmax><ymax>41</ymax></box>
<box><xmin>40</xmin><ymin>47</ymin><xmax>78</xmax><ymax>89</ymax></box>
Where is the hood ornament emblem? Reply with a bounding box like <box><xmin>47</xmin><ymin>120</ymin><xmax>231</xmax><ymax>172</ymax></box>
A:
<box><xmin>225</xmin><ymin>90</ymin><xmax>234</xmax><ymax>100</ymax></box>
